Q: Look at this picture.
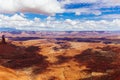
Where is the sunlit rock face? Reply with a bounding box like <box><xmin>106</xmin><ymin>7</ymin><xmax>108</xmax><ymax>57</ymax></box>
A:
<box><xmin>0</xmin><ymin>66</ymin><xmax>30</xmax><ymax>80</ymax></box>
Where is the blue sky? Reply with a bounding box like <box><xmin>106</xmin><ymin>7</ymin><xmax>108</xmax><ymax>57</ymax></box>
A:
<box><xmin>0</xmin><ymin>0</ymin><xmax>120</xmax><ymax>31</ymax></box>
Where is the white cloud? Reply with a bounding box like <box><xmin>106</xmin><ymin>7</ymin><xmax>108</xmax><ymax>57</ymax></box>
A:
<box><xmin>60</xmin><ymin>0</ymin><xmax>120</xmax><ymax>16</ymax></box>
<box><xmin>34</xmin><ymin>17</ymin><xmax>41</xmax><ymax>23</ymax></box>
<box><xmin>61</xmin><ymin>0</ymin><xmax>120</xmax><ymax>6</ymax></box>
<box><xmin>92</xmin><ymin>14</ymin><xmax>120</xmax><ymax>20</ymax></box>
<box><xmin>0</xmin><ymin>0</ymin><xmax>64</xmax><ymax>15</ymax></box>
<box><xmin>0</xmin><ymin>14</ymin><xmax>120</xmax><ymax>31</ymax></box>
<box><xmin>60</xmin><ymin>0</ymin><xmax>97</xmax><ymax>4</ymax></box>
<box><xmin>100</xmin><ymin>0</ymin><xmax>120</xmax><ymax>7</ymax></box>
<box><xmin>66</xmin><ymin>8</ymin><xmax>102</xmax><ymax>16</ymax></box>
<box><xmin>0</xmin><ymin>0</ymin><xmax>119</xmax><ymax>31</ymax></box>
<box><xmin>0</xmin><ymin>0</ymin><xmax>120</xmax><ymax>16</ymax></box>
<box><xmin>0</xmin><ymin>0</ymin><xmax>119</xmax><ymax>16</ymax></box>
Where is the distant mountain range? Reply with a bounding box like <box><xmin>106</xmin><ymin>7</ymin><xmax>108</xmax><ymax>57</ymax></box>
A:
<box><xmin>0</xmin><ymin>27</ymin><xmax>120</xmax><ymax>33</ymax></box>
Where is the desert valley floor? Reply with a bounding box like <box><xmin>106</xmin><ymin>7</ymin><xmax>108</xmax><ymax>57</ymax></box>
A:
<box><xmin>0</xmin><ymin>31</ymin><xmax>120</xmax><ymax>80</ymax></box>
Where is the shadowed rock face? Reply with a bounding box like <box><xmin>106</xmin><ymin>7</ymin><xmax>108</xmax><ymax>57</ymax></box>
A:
<box><xmin>2</xmin><ymin>35</ymin><xmax>6</xmax><ymax>44</ymax></box>
<box><xmin>0</xmin><ymin>35</ymin><xmax>6</xmax><ymax>44</ymax></box>
<box><xmin>73</xmin><ymin>47</ymin><xmax>120</xmax><ymax>80</ymax></box>
<box><xmin>74</xmin><ymin>48</ymin><xmax>116</xmax><ymax>72</ymax></box>
<box><xmin>0</xmin><ymin>43</ymin><xmax>49</xmax><ymax>75</ymax></box>
<box><xmin>54</xmin><ymin>55</ymin><xmax>72</xmax><ymax>64</ymax></box>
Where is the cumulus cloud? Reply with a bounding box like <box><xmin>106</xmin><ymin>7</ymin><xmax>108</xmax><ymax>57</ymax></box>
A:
<box><xmin>0</xmin><ymin>0</ymin><xmax>119</xmax><ymax>16</ymax></box>
<box><xmin>0</xmin><ymin>14</ymin><xmax>120</xmax><ymax>31</ymax></box>
<box><xmin>0</xmin><ymin>0</ymin><xmax>120</xmax><ymax>16</ymax></box>
<box><xmin>0</xmin><ymin>0</ymin><xmax>64</xmax><ymax>15</ymax></box>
